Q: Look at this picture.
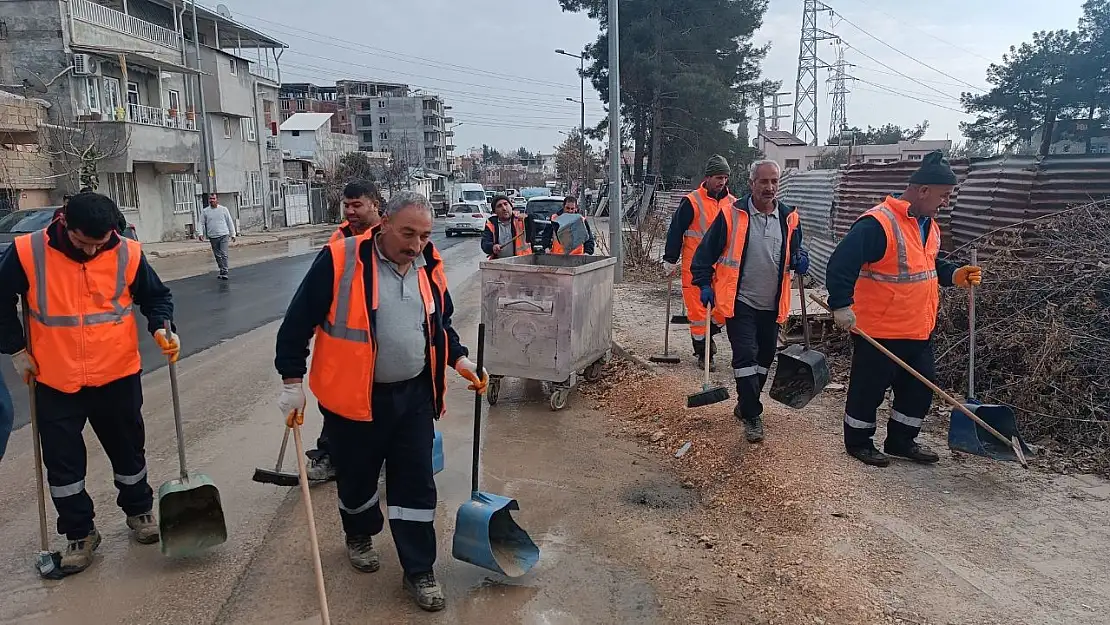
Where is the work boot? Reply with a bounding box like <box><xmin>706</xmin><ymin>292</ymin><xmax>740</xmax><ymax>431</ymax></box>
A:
<box><xmin>884</xmin><ymin>441</ymin><xmax>941</xmax><ymax>464</ymax></box>
<box><xmin>734</xmin><ymin>404</ymin><xmax>764</xmax><ymax>443</ymax></box>
<box><xmin>346</xmin><ymin>535</ymin><xmax>380</xmax><ymax>572</ymax></box>
<box><xmin>126</xmin><ymin>511</ymin><xmax>160</xmax><ymax>545</ymax></box>
<box><xmin>847</xmin><ymin>445</ymin><xmax>891</xmax><ymax>467</ymax></box>
<box><xmin>305</xmin><ymin>453</ymin><xmax>337</xmax><ymax>482</ymax></box>
<box><xmin>60</xmin><ymin>527</ymin><xmax>102</xmax><ymax>574</ymax></box>
<box><xmin>404</xmin><ymin>571</ymin><xmax>446</xmax><ymax>612</ymax></box>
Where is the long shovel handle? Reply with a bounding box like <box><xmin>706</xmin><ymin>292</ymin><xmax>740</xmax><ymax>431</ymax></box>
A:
<box><xmin>796</xmin><ymin>275</ymin><xmax>812</xmax><ymax>350</ymax></box>
<box><xmin>968</xmin><ymin>249</ymin><xmax>977</xmax><ymax>398</ymax></box>
<box><xmin>22</xmin><ymin>299</ymin><xmax>50</xmax><ymax>553</ymax></box>
<box><xmin>702</xmin><ymin>306</ymin><xmax>713</xmax><ymax>387</ymax></box>
<box><xmin>662</xmin><ymin>277</ymin><xmax>673</xmax><ymax>355</ymax></box>
<box><xmin>164</xmin><ymin>320</ymin><xmax>188</xmax><ymax>480</ymax></box>
<box><xmin>471</xmin><ymin>323</ymin><xmax>486</xmax><ymax>495</ymax></box>
<box><xmin>809</xmin><ymin>295</ymin><xmax>1026</xmax><ymax>467</ymax></box>
<box><xmin>292</xmin><ymin>424</ymin><xmax>331</xmax><ymax>625</ymax></box>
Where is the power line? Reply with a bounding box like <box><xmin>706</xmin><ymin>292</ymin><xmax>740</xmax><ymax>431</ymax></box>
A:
<box><xmin>844</xmin><ymin>0</ymin><xmax>997</xmax><ymax>64</ymax></box>
<box><xmin>230</xmin><ymin>9</ymin><xmax>581</xmax><ymax>92</ymax></box>
<box><xmin>832</xmin><ymin>10</ymin><xmax>987</xmax><ymax>92</ymax></box>
<box><xmin>851</xmin><ymin>82</ymin><xmax>969</xmax><ymax>114</ymax></box>
<box><xmin>852</xmin><ymin>75</ymin><xmax>960</xmax><ymax>103</ymax></box>
<box><xmin>852</xmin><ymin>64</ymin><xmax>974</xmax><ymax>91</ymax></box>
<box><xmin>840</xmin><ymin>40</ymin><xmax>963</xmax><ymax>101</ymax></box>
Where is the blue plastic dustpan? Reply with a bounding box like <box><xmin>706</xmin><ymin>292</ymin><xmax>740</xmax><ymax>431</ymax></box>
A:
<box><xmin>432</xmin><ymin>429</ymin><xmax>444</xmax><ymax>475</ymax></box>
<box><xmin>949</xmin><ymin>398</ymin><xmax>1031</xmax><ymax>462</ymax></box>
<box><xmin>451</xmin><ymin>324</ymin><xmax>540</xmax><ymax>577</ymax></box>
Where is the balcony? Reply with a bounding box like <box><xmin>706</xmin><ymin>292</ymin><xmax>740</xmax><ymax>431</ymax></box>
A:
<box><xmin>89</xmin><ymin>104</ymin><xmax>201</xmax><ymax>173</ymax></box>
<box><xmin>444</xmin><ymin>117</ymin><xmax>454</xmax><ymax>124</ymax></box>
<box><xmin>249</xmin><ymin>62</ymin><xmax>278</xmax><ymax>84</ymax></box>
<box><xmin>70</xmin><ymin>0</ymin><xmax>181</xmax><ymax>64</ymax></box>
<box><xmin>446</xmin><ymin>144</ymin><xmax>456</xmax><ymax>152</ymax></box>
<box><xmin>116</xmin><ymin>103</ymin><xmax>197</xmax><ymax>130</ymax></box>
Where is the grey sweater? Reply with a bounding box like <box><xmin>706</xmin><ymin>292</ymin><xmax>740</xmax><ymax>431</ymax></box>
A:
<box><xmin>201</xmin><ymin>205</ymin><xmax>236</xmax><ymax>238</ymax></box>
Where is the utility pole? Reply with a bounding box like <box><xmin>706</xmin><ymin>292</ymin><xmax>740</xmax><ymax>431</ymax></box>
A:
<box><xmin>191</xmin><ymin>1</ymin><xmax>215</xmax><ymax>195</ymax></box>
<box><xmin>769</xmin><ymin>91</ymin><xmax>792</xmax><ymax>131</ymax></box>
<box><xmin>607</xmin><ymin>0</ymin><xmax>622</xmax><ymax>282</ymax></box>
<box><xmin>557</xmin><ymin>49</ymin><xmax>589</xmax><ymax>197</ymax></box>
<box><xmin>792</xmin><ymin>0</ymin><xmax>837</xmax><ymax>145</ymax></box>
<box><xmin>827</xmin><ymin>41</ymin><xmax>854</xmax><ymax>141</ymax></box>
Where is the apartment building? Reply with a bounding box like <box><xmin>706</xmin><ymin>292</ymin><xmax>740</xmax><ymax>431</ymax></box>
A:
<box><xmin>278</xmin><ymin>83</ymin><xmax>346</xmax><ymax>134</ymax></box>
<box><xmin>279</xmin><ymin>112</ymin><xmax>358</xmax><ymax>180</ymax></box>
<box><xmin>0</xmin><ymin>0</ymin><xmax>285</xmax><ymax>241</ymax></box>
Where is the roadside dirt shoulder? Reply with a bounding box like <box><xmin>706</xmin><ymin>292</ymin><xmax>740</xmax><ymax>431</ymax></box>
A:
<box><xmin>600</xmin><ymin>278</ymin><xmax>1110</xmax><ymax>625</ymax></box>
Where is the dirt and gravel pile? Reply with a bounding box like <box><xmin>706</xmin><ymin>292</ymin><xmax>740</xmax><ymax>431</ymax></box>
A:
<box><xmin>931</xmin><ymin>202</ymin><xmax>1110</xmax><ymax>474</ymax></box>
<box><xmin>582</xmin><ymin>359</ymin><xmax>900</xmax><ymax>624</ymax></box>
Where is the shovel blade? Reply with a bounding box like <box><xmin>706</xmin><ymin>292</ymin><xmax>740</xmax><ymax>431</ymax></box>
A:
<box><xmin>452</xmin><ymin>492</ymin><xmax>539</xmax><ymax>577</ymax></box>
<box><xmin>432</xmin><ymin>430</ymin><xmax>445</xmax><ymax>475</ymax></box>
<box><xmin>157</xmin><ymin>474</ymin><xmax>228</xmax><ymax>557</ymax></box>
<box><xmin>769</xmin><ymin>345</ymin><xmax>830</xmax><ymax>409</ymax></box>
<box><xmin>948</xmin><ymin>399</ymin><xmax>1031</xmax><ymax>462</ymax></box>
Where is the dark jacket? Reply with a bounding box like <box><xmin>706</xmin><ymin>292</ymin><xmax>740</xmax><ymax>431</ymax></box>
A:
<box><xmin>0</xmin><ymin>220</ymin><xmax>174</xmax><ymax>355</ymax></box>
<box><xmin>480</xmin><ymin>215</ymin><xmax>530</xmax><ymax>257</ymax></box>
<box><xmin>826</xmin><ymin>215</ymin><xmax>959</xmax><ymax>310</ymax></box>
<box><xmin>274</xmin><ymin>236</ymin><xmax>468</xmax><ymax>393</ymax></box>
<box><xmin>690</xmin><ymin>195</ymin><xmax>805</xmax><ymax>297</ymax></box>
<box><xmin>663</xmin><ymin>184</ymin><xmax>730</xmax><ymax>264</ymax></box>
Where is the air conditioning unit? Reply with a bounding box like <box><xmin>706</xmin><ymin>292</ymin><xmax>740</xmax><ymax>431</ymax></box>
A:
<box><xmin>73</xmin><ymin>53</ymin><xmax>100</xmax><ymax>76</ymax></box>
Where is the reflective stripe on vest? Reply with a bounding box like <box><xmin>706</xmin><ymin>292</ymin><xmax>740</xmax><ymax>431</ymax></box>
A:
<box><xmin>683</xmin><ymin>192</ymin><xmax>712</xmax><ymax>239</ymax></box>
<box><xmin>320</xmin><ymin>236</ymin><xmax>371</xmax><ymax>343</ymax></box>
<box><xmin>858</xmin><ymin>206</ymin><xmax>939</xmax><ymax>284</ymax></box>
<box><xmin>28</xmin><ymin>230</ymin><xmax>132</xmax><ymax>327</ymax></box>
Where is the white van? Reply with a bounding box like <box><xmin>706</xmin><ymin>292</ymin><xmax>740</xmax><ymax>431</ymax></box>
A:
<box><xmin>456</xmin><ymin>183</ymin><xmax>487</xmax><ymax>210</ymax></box>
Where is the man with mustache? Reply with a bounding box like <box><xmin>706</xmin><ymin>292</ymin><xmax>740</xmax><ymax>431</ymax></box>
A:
<box><xmin>691</xmin><ymin>160</ymin><xmax>809</xmax><ymax>444</ymax></box>
<box><xmin>275</xmin><ymin>190</ymin><xmax>487</xmax><ymax>612</ymax></box>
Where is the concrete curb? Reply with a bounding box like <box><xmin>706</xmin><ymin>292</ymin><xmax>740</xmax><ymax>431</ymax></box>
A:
<box><xmin>145</xmin><ymin>226</ymin><xmax>333</xmax><ymax>258</ymax></box>
<box><xmin>611</xmin><ymin>340</ymin><xmax>661</xmax><ymax>373</ymax></box>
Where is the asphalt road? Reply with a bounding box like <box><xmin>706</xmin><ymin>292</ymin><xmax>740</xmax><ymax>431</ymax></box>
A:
<box><xmin>1</xmin><ymin>225</ymin><xmax>474</xmax><ymax>430</ymax></box>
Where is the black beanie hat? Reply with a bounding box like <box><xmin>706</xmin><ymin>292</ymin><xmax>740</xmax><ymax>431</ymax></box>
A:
<box><xmin>704</xmin><ymin>154</ymin><xmax>731</xmax><ymax>177</ymax></box>
<box><xmin>908</xmin><ymin>150</ymin><xmax>958</xmax><ymax>185</ymax></box>
<box><xmin>490</xmin><ymin>194</ymin><xmax>511</xmax><ymax>208</ymax></box>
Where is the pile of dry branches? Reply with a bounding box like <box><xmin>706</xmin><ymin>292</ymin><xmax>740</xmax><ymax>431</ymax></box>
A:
<box><xmin>933</xmin><ymin>201</ymin><xmax>1110</xmax><ymax>470</ymax></box>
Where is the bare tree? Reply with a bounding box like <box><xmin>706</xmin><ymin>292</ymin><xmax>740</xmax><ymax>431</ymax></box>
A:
<box><xmin>39</xmin><ymin>100</ymin><xmax>131</xmax><ymax>192</ymax></box>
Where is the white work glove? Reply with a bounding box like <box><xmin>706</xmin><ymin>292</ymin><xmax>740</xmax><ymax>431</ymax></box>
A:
<box><xmin>278</xmin><ymin>382</ymin><xmax>307</xmax><ymax>427</ymax></box>
<box><xmin>454</xmin><ymin>357</ymin><xmax>489</xmax><ymax>394</ymax></box>
<box><xmin>833</xmin><ymin>307</ymin><xmax>857</xmax><ymax>332</ymax></box>
<box><xmin>662</xmin><ymin>261</ymin><xmax>677</xmax><ymax>277</ymax></box>
<box><xmin>11</xmin><ymin>349</ymin><xmax>38</xmax><ymax>384</ymax></box>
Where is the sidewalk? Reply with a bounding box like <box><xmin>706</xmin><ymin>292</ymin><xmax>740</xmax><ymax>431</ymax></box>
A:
<box><xmin>143</xmin><ymin>223</ymin><xmax>335</xmax><ymax>258</ymax></box>
<box><xmin>602</xmin><ymin>274</ymin><xmax>1110</xmax><ymax>625</ymax></box>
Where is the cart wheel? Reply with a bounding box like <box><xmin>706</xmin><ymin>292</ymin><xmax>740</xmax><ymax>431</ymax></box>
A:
<box><xmin>487</xmin><ymin>378</ymin><xmax>501</xmax><ymax>406</ymax></box>
<box><xmin>583</xmin><ymin>361</ymin><xmax>604</xmax><ymax>382</ymax></box>
<box><xmin>549</xmin><ymin>389</ymin><xmax>569</xmax><ymax>411</ymax></box>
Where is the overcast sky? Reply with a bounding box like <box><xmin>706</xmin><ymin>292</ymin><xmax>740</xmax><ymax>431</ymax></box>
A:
<box><xmin>225</xmin><ymin>0</ymin><xmax>1085</xmax><ymax>154</ymax></box>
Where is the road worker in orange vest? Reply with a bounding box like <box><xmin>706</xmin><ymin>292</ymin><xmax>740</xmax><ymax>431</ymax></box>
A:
<box><xmin>826</xmin><ymin>151</ymin><xmax>981</xmax><ymax>467</ymax></box>
<box><xmin>691</xmin><ymin>161</ymin><xmax>808</xmax><ymax>444</ymax></box>
<box><xmin>0</xmin><ymin>192</ymin><xmax>179</xmax><ymax>574</ymax></box>
<box><xmin>306</xmin><ymin>180</ymin><xmax>385</xmax><ymax>482</ymax></box>
<box><xmin>481</xmin><ymin>195</ymin><xmax>533</xmax><ymax>259</ymax></box>
<box><xmin>274</xmin><ymin>190</ymin><xmax>487</xmax><ymax>613</ymax></box>
<box><xmin>663</xmin><ymin>155</ymin><xmax>733</xmax><ymax>371</ymax></box>
<box><xmin>546</xmin><ymin>195</ymin><xmax>595</xmax><ymax>255</ymax></box>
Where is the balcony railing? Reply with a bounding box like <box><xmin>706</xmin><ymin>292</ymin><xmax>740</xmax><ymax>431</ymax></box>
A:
<box><xmin>266</xmin><ymin>136</ymin><xmax>280</xmax><ymax>150</ymax></box>
<box><xmin>71</xmin><ymin>0</ymin><xmax>181</xmax><ymax>50</ymax></box>
<box><xmin>249</xmin><ymin>63</ymin><xmax>278</xmax><ymax>83</ymax></box>
<box><xmin>104</xmin><ymin>103</ymin><xmax>197</xmax><ymax>130</ymax></box>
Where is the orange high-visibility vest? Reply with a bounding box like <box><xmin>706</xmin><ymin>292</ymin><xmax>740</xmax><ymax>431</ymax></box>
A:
<box><xmin>15</xmin><ymin>229</ymin><xmax>142</xmax><ymax>393</ymax></box>
<box><xmin>853</xmin><ymin>197</ymin><xmax>941</xmax><ymax>340</ymax></box>
<box><xmin>710</xmin><ymin>204</ymin><xmax>800</xmax><ymax>322</ymax></box>
<box><xmin>549</xmin><ymin>213</ymin><xmax>588</xmax><ymax>255</ymax></box>
<box><xmin>308</xmin><ymin>232</ymin><xmax>452</xmax><ymax>421</ymax></box>
<box><xmin>484</xmin><ymin>216</ymin><xmax>532</xmax><ymax>259</ymax></box>
<box><xmin>681</xmin><ymin>187</ymin><xmax>732</xmax><ymax>286</ymax></box>
<box><xmin>327</xmin><ymin>221</ymin><xmax>354</xmax><ymax>244</ymax></box>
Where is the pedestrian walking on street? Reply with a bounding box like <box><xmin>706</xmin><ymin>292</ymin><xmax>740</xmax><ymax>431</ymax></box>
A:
<box><xmin>275</xmin><ymin>190</ymin><xmax>487</xmax><ymax>612</ymax></box>
<box><xmin>826</xmin><ymin>151</ymin><xmax>981</xmax><ymax>467</ymax></box>
<box><xmin>200</xmin><ymin>193</ymin><xmax>236</xmax><ymax>280</ymax></box>
<box><xmin>662</xmin><ymin>155</ymin><xmax>735</xmax><ymax>371</ymax></box>
<box><xmin>481</xmin><ymin>195</ymin><xmax>532</xmax><ymax>259</ymax></box>
<box><xmin>306</xmin><ymin>180</ymin><xmax>385</xmax><ymax>482</ymax></box>
<box><xmin>546</xmin><ymin>195</ymin><xmax>595</xmax><ymax>255</ymax></box>
<box><xmin>0</xmin><ymin>192</ymin><xmax>179</xmax><ymax>574</ymax></box>
<box><xmin>690</xmin><ymin>160</ymin><xmax>809</xmax><ymax>444</ymax></box>
<box><xmin>0</xmin><ymin>373</ymin><xmax>12</xmax><ymax>463</ymax></box>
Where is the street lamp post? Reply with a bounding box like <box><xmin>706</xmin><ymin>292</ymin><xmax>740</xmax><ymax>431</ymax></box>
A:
<box><xmin>556</xmin><ymin>49</ymin><xmax>587</xmax><ymax>196</ymax></box>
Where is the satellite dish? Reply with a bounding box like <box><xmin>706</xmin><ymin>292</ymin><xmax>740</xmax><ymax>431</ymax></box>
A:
<box><xmin>216</xmin><ymin>4</ymin><xmax>232</xmax><ymax>18</ymax></box>
<box><xmin>15</xmin><ymin>68</ymin><xmax>49</xmax><ymax>94</ymax></box>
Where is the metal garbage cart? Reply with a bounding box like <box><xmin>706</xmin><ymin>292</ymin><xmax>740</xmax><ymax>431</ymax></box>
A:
<box><xmin>480</xmin><ymin>253</ymin><xmax>616</xmax><ymax>410</ymax></box>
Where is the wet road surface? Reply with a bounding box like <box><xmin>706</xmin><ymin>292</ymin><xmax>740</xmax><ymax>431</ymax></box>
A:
<box><xmin>0</xmin><ymin>226</ymin><xmax>474</xmax><ymax>429</ymax></box>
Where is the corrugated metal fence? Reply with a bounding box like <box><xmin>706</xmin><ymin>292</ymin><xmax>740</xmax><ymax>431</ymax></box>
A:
<box><xmin>780</xmin><ymin>169</ymin><xmax>837</xmax><ymax>284</ymax></box>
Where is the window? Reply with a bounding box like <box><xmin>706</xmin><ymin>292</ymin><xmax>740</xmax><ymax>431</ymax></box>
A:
<box><xmin>362</xmin><ymin>132</ymin><xmax>373</xmax><ymax>142</ymax></box>
<box><xmin>269</xmin><ymin>177</ymin><xmax>282</xmax><ymax>209</ymax></box>
<box><xmin>379</xmin><ymin>116</ymin><xmax>387</xmax><ymax>124</ymax></box>
<box><xmin>167</xmin><ymin>89</ymin><xmax>181</xmax><ymax>112</ymax></box>
<box><xmin>242</xmin><ymin>117</ymin><xmax>257</xmax><ymax>142</ymax></box>
<box><xmin>291</xmin><ymin>130</ymin><xmax>301</xmax><ymax>137</ymax></box>
<box><xmin>171</xmin><ymin>174</ymin><xmax>197</xmax><ymax>215</ymax></box>
<box><xmin>223</xmin><ymin>117</ymin><xmax>233</xmax><ymax>138</ymax></box>
<box><xmin>784</xmin><ymin>159</ymin><xmax>800</xmax><ymax>169</ymax></box>
<box><xmin>907</xmin><ymin>153</ymin><xmax>922</xmax><ymax>161</ymax></box>
<box><xmin>243</xmin><ymin>171</ymin><xmax>264</xmax><ymax>207</ymax></box>
<box><xmin>229</xmin><ymin>58</ymin><xmax>237</xmax><ymax>75</ymax></box>
<box><xmin>380</xmin><ymin>132</ymin><xmax>387</xmax><ymax>140</ymax></box>
<box><xmin>126</xmin><ymin>81</ymin><xmax>140</xmax><ymax>107</ymax></box>
<box><xmin>104</xmin><ymin>173</ymin><xmax>139</xmax><ymax>210</ymax></box>
<box><xmin>378</xmin><ymin>100</ymin><xmax>386</xmax><ymax>108</ymax></box>
<box><xmin>103</xmin><ymin>77</ymin><xmax>122</xmax><ymax>115</ymax></box>
<box><xmin>84</xmin><ymin>77</ymin><xmax>101</xmax><ymax>113</ymax></box>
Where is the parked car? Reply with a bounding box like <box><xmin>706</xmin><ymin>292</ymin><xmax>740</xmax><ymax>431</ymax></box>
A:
<box><xmin>444</xmin><ymin>203</ymin><xmax>490</xmax><ymax>237</ymax></box>
<box><xmin>512</xmin><ymin>196</ymin><xmax>528</xmax><ymax>210</ymax></box>
<box><xmin>429</xmin><ymin>192</ymin><xmax>449</xmax><ymax>217</ymax></box>
<box><xmin>0</xmin><ymin>206</ymin><xmax>137</xmax><ymax>254</ymax></box>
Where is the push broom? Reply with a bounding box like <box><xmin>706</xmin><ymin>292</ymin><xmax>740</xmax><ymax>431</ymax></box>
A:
<box><xmin>686</xmin><ymin>304</ymin><xmax>729</xmax><ymax>408</ymax></box>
